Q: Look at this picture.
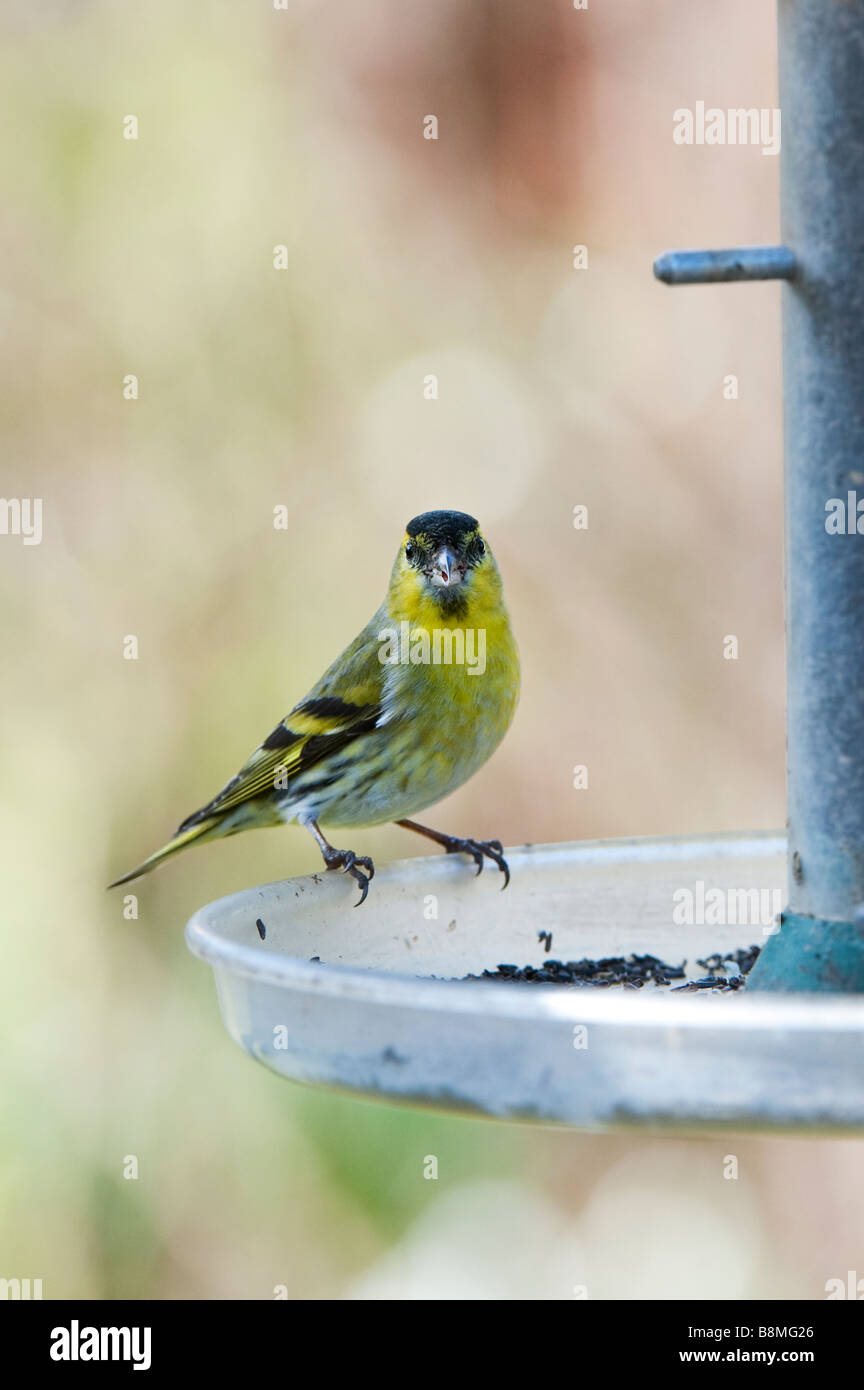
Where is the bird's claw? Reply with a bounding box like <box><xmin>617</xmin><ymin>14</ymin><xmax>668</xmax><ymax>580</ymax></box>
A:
<box><xmin>445</xmin><ymin>836</ymin><xmax>510</xmax><ymax>889</ymax></box>
<box><xmin>323</xmin><ymin>847</ymin><xmax>375</xmax><ymax>905</ymax></box>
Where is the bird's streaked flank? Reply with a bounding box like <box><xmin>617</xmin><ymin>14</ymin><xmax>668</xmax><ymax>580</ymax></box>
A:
<box><xmin>109</xmin><ymin>510</ymin><xmax>520</xmax><ymax>904</ymax></box>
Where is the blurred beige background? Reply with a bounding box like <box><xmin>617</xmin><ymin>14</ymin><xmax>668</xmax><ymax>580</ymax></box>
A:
<box><xmin>1</xmin><ymin>0</ymin><xmax>859</xmax><ymax>1299</ymax></box>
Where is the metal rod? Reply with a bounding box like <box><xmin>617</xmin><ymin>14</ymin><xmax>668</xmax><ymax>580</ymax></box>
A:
<box><xmin>746</xmin><ymin>0</ymin><xmax>864</xmax><ymax>992</ymax></box>
<box><xmin>653</xmin><ymin>246</ymin><xmax>796</xmax><ymax>285</ymax></box>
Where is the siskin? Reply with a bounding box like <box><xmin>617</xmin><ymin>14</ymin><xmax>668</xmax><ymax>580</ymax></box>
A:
<box><xmin>110</xmin><ymin>510</ymin><xmax>520</xmax><ymax>904</ymax></box>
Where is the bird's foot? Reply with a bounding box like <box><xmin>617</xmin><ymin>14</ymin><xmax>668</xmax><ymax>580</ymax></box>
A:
<box><xmin>443</xmin><ymin>835</ymin><xmax>510</xmax><ymax>889</ymax></box>
<box><xmin>394</xmin><ymin>819</ymin><xmax>511</xmax><ymax>890</ymax></box>
<box><xmin>321</xmin><ymin>845</ymin><xmax>375</xmax><ymax>906</ymax></box>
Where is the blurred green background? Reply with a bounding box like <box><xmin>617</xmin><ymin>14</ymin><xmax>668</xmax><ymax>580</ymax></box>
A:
<box><xmin>2</xmin><ymin>0</ymin><xmax>861</xmax><ymax>1299</ymax></box>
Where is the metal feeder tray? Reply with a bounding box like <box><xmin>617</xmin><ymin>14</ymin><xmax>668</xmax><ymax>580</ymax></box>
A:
<box><xmin>185</xmin><ymin>831</ymin><xmax>864</xmax><ymax>1134</ymax></box>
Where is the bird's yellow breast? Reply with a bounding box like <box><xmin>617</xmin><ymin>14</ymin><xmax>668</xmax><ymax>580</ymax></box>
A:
<box><xmin>307</xmin><ymin>549</ymin><xmax>519</xmax><ymax>829</ymax></box>
<box><xmin>362</xmin><ymin>558</ymin><xmax>521</xmax><ymax>818</ymax></box>
<box><xmin>385</xmin><ymin>556</ymin><xmax>518</xmax><ymax>730</ymax></box>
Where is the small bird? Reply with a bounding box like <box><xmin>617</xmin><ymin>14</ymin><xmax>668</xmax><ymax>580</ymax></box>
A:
<box><xmin>109</xmin><ymin>510</ymin><xmax>520</xmax><ymax>904</ymax></box>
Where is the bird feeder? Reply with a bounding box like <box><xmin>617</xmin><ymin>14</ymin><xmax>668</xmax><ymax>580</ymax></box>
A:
<box><xmin>185</xmin><ymin>0</ymin><xmax>864</xmax><ymax>1130</ymax></box>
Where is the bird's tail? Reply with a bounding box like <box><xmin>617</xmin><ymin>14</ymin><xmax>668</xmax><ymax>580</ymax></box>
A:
<box><xmin>107</xmin><ymin>815</ymin><xmax>222</xmax><ymax>888</ymax></box>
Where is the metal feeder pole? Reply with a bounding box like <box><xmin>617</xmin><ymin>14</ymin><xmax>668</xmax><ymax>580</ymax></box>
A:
<box><xmin>654</xmin><ymin>0</ymin><xmax>864</xmax><ymax>992</ymax></box>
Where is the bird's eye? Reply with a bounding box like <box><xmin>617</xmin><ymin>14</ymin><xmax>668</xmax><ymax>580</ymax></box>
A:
<box><xmin>476</xmin><ymin>538</ymin><xmax>485</xmax><ymax>557</ymax></box>
<box><xmin>405</xmin><ymin>543</ymin><xmax>416</xmax><ymax>561</ymax></box>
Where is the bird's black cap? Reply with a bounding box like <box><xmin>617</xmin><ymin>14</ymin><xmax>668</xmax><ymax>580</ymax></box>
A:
<box><xmin>406</xmin><ymin>510</ymin><xmax>479</xmax><ymax>546</ymax></box>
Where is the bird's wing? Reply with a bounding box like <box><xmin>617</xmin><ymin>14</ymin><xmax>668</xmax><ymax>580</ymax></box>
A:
<box><xmin>176</xmin><ymin>614</ymin><xmax>389</xmax><ymax>831</ymax></box>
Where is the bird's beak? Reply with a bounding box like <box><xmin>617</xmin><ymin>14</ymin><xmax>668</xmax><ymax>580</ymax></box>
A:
<box><xmin>428</xmin><ymin>546</ymin><xmax>463</xmax><ymax>587</ymax></box>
